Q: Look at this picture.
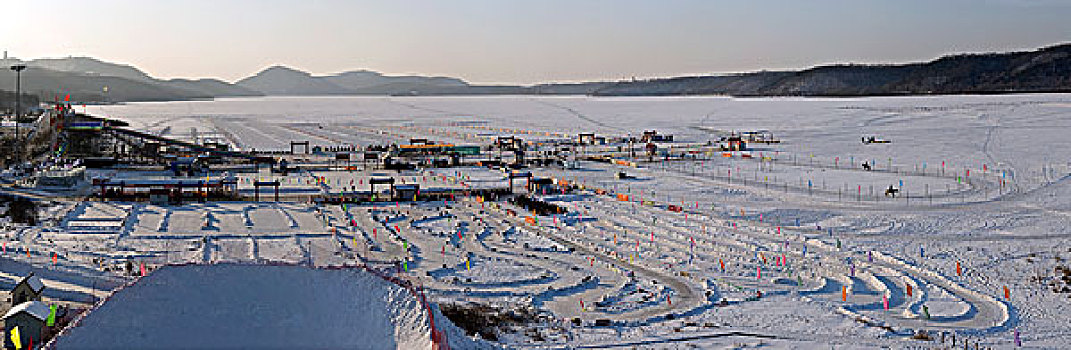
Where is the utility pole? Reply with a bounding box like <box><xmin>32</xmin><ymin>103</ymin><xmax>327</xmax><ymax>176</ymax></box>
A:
<box><xmin>10</xmin><ymin>64</ymin><xmax>26</xmax><ymax>163</ymax></box>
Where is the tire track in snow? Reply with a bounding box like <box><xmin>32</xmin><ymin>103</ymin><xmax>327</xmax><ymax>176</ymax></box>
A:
<box><xmin>530</xmin><ymin>99</ymin><xmax>625</xmax><ymax>132</ymax></box>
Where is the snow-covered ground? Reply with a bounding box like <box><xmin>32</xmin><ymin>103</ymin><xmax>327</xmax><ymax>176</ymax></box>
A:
<box><xmin>9</xmin><ymin>94</ymin><xmax>1061</xmax><ymax>348</ymax></box>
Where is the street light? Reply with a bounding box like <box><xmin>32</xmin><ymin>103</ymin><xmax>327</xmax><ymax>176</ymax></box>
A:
<box><xmin>9</xmin><ymin>64</ymin><xmax>26</xmax><ymax>163</ymax></box>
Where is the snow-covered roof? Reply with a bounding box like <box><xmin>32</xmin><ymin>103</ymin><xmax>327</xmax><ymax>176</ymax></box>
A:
<box><xmin>16</xmin><ymin>274</ymin><xmax>45</xmax><ymax>293</ymax></box>
<box><xmin>3</xmin><ymin>301</ymin><xmax>50</xmax><ymax>321</ymax></box>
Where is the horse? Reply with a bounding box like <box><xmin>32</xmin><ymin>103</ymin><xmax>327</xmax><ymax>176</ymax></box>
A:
<box><xmin>862</xmin><ymin>163</ymin><xmax>872</xmax><ymax>171</ymax></box>
<box><xmin>885</xmin><ymin>186</ymin><xmax>899</xmax><ymax>197</ymax></box>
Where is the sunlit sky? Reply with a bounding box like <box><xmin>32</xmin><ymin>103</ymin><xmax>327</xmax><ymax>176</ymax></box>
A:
<box><xmin>3</xmin><ymin>0</ymin><xmax>1069</xmax><ymax>84</ymax></box>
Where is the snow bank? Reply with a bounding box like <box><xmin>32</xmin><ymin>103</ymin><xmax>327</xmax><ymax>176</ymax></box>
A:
<box><xmin>50</xmin><ymin>264</ymin><xmax>438</xmax><ymax>349</ymax></box>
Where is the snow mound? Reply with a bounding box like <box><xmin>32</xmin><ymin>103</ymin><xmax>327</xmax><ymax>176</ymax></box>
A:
<box><xmin>51</xmin><ymin>264</ymin><xmax>437</xmax><ymax>349</ymax></box>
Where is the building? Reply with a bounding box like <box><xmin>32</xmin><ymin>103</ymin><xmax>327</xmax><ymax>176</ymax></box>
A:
<box><xmin>398</xmin><ymin>143</ymin><xmax>455</xmax><ymax>156</ymax></box>
<box><xmin>3</xmin><ymin>301</ymin><xmax>49</xmax><ymax>349</ymax></box>
<box><xmin>10</xmin><ymin>273</ymin><xmax>45</xmax><ymax>306</ymax></box>
<box><xmin>94</xmin><ymin>178</ymin><xmax>239</xmax><ymax>202</ymax></box>
<box><xmin>726</xmin><ymin>135</ymin><xmax>746</xmax><ymax>151</ymax></box>
<box><xmin>393</xmin><ymin>184</ymin><xmax>420</xmax><ymax>201</ymax></box>
<box><xmin>577</xmin><ymin>133</ymin><xmax>605</xmax><ymax>145</ymax></box>
<box><xmin>645</xmin><ymin>142</ymin><xmax>658</xmax><ymax>157</ymax></box>
<box><xmin>448</xmin><ymin>145</ymin><xmax>481</xmax><ymax>156</ymax></box>
<box><xmin>740</xmin><ymin>130</ymin><xmax>778</xmax><ymax>143</ymax></box>
<box><xmin>35</xmin><ymin>166</ymin><xmax>86</xmax><ymax>188</ymax></box>
<box><xmin>528</xmin><ymin>177</ymin><xmax>555</xmax><ymax>194</ymax></box>
<box><xmin>641</xmin><ymin>130</ymin><xmax>673</xmax><ymax>143</ymax></box>
<box><xmin>495</xmin><ymin>136</ymin><xmax>522</xmax><ymax>150</ymax></box>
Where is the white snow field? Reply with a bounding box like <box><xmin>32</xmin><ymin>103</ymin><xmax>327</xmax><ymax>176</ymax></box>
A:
<box><xmin>49</xmin><ymin>264</ymin><xmax>479</xmax><ymax>349</ymax></box>
<box><xmin>14</xmin><ymin>93</ymin><xmax>1060</xmax><ymax>348</ymax></box>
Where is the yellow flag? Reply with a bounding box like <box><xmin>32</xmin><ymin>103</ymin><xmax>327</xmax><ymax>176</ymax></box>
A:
<box><xmin>10</xmin><ymin>326</ymin><xmax>20</xmax><ymax>349</ymax></box>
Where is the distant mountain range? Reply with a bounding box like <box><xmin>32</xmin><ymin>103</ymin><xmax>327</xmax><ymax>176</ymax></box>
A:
<box><xmin>1</xmin><ymin>43</ymin><xmax>1068</xmax><ymax>104</ymax></box>
<box><xmin>0</xmin><ymin>56</ymin><xmax>262</xmax><ymax>103</ymax></box>
<box><xmin>232</xmin><ymin>65</ymin><xmax>608</xmax><ymax>96</ymax></box>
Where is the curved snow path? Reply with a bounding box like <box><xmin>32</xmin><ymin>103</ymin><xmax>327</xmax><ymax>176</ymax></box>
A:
<box><xmin>584</xmin><ymin>190</ymin><xmax>1011</xmax><ymax>333</ymax></box>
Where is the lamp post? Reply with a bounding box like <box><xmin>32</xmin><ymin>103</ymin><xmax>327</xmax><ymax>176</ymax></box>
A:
<box><xmin>9</xmin><ymin>64</ymin><xmax>26</xmax><ymax>163</ymax></box>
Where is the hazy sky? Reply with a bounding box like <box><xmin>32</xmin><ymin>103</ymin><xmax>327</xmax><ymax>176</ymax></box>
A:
<box><xmin>4</xmin><ymin>0</ymin><xmax>1069</xmax><ymax>84</ymax></box>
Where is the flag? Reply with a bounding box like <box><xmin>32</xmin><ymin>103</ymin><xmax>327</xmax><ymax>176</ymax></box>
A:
<box><xmin>10</xmin><ymin>326</ymin><xmax>20</xmax><ymax>349</ymax></box>
<box><xmin>47</xmin><ymin>305</ymin><xmax>57</xmax><ymax>327</ymax></box>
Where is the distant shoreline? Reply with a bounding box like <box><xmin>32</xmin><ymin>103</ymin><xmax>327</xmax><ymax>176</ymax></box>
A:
<box><xmin>111</xmin><ymin>90</ymin><xmax>1071</xmax><ymax>104</ymax></box>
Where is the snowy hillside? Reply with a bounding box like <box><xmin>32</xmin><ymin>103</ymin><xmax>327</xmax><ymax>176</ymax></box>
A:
<box><xmin>49</xmin><ymin>264</ymin><xmax>482</xmax><ymax>349</ymax></box>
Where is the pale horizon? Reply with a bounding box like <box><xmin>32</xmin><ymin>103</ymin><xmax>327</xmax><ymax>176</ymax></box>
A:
<box><xmin>4</xmin><ymin>0</ymin><xmax>1070</xmax><ymax>85</ymax></box>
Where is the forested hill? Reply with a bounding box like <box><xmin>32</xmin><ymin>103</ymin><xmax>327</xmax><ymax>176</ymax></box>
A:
<box><xmin>593</xmin><ymin>43</ymin><xmax>1071</xmax><ymax>96</ymax></box>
